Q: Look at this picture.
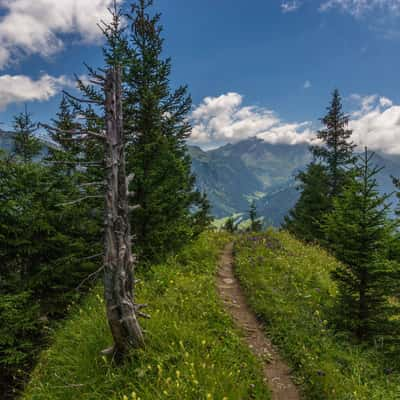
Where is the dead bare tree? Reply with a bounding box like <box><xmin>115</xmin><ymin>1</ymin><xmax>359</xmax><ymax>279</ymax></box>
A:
<box><xmin>102</xmin><ymin>66</ymin><xmax>145</xmax><ymax>355</ymax></box>
<box><xmin>42</xmin><ymin>3</ymin><xmax>147</xmax><ymax>358</ymax></box>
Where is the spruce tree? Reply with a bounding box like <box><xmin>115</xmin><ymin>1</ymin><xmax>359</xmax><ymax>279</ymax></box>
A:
<box><xmin>47</xmin><ymin>95</ymin><xmax>81</xmax><ymax>161</ymax></box>
<box><xmin>285</xmin><ymin>90</ymin><xmax>355</xmax><ymax>243</ymax></box>
<box><xmin>284</xmin><ymin>163</ymin><xmax>331</xmax><ymax>242</ymax></box>
<box><xmin>311</xmin><ymin>89</ymin><xmax>356</xmax><ymax>197</ymax></box>
<box><xmin>125</xmin><ymin>0</ymin><xmax>209</xmax><ymax>263</ymax></box>
<box><xmin>12</xmin><ymin>107</ymin><xmax>42</xmax><ymax>162</ymax></box>
<box><xmin>323</xmin><ymin>149</ymin><xmax>398</xmax><ymax>341</ymax></box>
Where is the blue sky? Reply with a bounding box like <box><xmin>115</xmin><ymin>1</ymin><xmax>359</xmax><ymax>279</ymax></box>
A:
<box><xmin>1</xmin><ymin>0</ymin><xmax>400</xmax><ymax>152</ymax></box>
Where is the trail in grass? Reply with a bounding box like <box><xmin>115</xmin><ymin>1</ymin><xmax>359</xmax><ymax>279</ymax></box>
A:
<box><xmin>217</xmin><ymin>243</ymin><xmax>301</xmax><ymax>400</ymax></box>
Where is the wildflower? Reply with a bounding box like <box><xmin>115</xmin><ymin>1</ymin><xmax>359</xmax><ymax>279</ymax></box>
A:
<box><xmin>131</xmin><ymin>392</ymin><xmax>137</xmax><ymax>399</ymax></box>
<box><xmin>123</xmin><ymin>396</ymin><xmax>128</xmax><ymax>400</ymax></box>
<box><xmin>176</xmin><ymin>370</ymin><xmax>181</xmax><ymax>379</ymax></box>
<box><xmin>207</xmin><ymin>394</ymin><xmax>212</xmax><ymax>399</ymax></box>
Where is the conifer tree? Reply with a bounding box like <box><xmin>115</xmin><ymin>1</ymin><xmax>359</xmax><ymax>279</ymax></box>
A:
<box><xmin>284</xmin><ymin>163</ymin><xmax>331</xmax><ymax>242</ymax></box>
<box><xmin>323</xmin><ymin>149</ymin><xmax>398</xmax><ymax>341</ymax></box>
<box><xmin>47</xmin><ymin>95</ymin><xmax>81</xmax><ymax>161</ymax></box>
<box><xmin>311</xmin><ymin>89</ymin><xmax>356</xmax><ymax>197</ymax></box>
<box><xmin>12</xmin><ymin>107</ymin><xmax>42</xmax><ymax>162</ymax></box>
<box><xmin>248</xmin><ymin>200</ymin><xmax>262</xmax><ymax>232</ymax></box>
<box><xmin>285</xmin><ymin>90</ymin><xmax>355</xmax><ymax>243</ymax></box>
<box><xmin>124</xmin><ymin>0</ymin><xmax>209</xmax><ymax>263</ymax></box>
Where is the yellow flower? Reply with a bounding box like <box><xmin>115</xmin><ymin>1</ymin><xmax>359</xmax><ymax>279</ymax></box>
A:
<box><xmin>206</xmin><ymin>394</ymin><xmax>212</xmax><ymax>400</ymax></box>
<box><xmin>176</xmin><ymin>370</ymin><xmax>181</xmax><ymax>379</ymax></box>
<box><xmin>131</xmin><ymin>392</ymin><xmax>137</xmax><ymax>399</ymax></box>
<box><xmin>123</xmin><ymin>396</ymin><xmax>128</xmax><ymax>400</ymax></box>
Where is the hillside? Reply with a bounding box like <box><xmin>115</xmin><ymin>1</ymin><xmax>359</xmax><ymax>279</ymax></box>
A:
<box><xmin>22</xmin><ymin>230</ymin><xmax>400</xmax><ymax>400</ymax></box>
<box><xmin>235</xmin><ymin>231</ymin><xmax>400</xmax><ymax>399</ymax></box>
<box><xmin>22</xmin><ymin>234</ymin><xmax>271</xmax><ymax>400</ymax></box>
<box><xmin>189</xmin><ymin>138</ymin><xmax>400</xmax><ymax>225</ymax></box>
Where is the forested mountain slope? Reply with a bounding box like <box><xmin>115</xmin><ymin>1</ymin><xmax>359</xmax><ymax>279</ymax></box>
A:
<box><xmin>189</xmin><ymin>137</ymin><xmax>400</xmax><ymax>225</ymax></box>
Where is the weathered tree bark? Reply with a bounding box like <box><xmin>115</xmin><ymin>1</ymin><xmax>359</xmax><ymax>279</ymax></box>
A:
<box><xmin>103</xmin><ymin>67</ymin><xmax>145</xmax><ymax>357</ymax></box>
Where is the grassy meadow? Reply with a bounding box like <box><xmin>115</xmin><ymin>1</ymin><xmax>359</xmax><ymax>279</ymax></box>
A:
<box><xmin>234</xmin><ymin>230</ymin><xmax>400</xmax><ymax>400</ymax></box>
<box><xmin>22</xmin><ymin>233</ymin><xmax>270</xmax><ymax>400</ymax></box>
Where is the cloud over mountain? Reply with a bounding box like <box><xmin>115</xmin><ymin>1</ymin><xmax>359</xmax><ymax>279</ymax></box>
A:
<box><xmin>190</xmin><ymin>92</ymin><xmax>400</xmax><ymax>154</ymax></box>
<box><xmin>190</xmin><ymin>92</ymin><xmax>314</xmax><ymax>149</ymax></box>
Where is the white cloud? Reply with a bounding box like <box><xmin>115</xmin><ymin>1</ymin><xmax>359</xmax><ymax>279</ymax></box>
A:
<box><xmin>191</xmin><ymin>92</ymin><xmax>400</xmax><ymax>155</ymax></box>
<box><xmin>348</xmin><ymin>94</ymin><xmax>400</xmax><ymax>154</ymax></box>
<box><xmin>190</xmin><ymin>93</ymin><xmax>315</xmax><ymax>149</ymax></box>
<box><xmin>281</xmin><ymin>1</ymin><xmax>302</xmax><ymax>13</ymax></box>
<box><xmin>303</xmin><ymin>80</ymin><xmax>312</xmax><ymax>89</ymax></box>
<box><xmin>0</xmin><ymin>74</ymin><xmax>69</xmax><ymax>110</ymax></box>
<box><xmin>0</xmin><ymin>0</ymin><xmax>123</xmax><ymax>68</ymax></box>
<box><xmin>320</xmin><ymin>0</ymin><xmax>400</xmax><ymax>17</ymax></box>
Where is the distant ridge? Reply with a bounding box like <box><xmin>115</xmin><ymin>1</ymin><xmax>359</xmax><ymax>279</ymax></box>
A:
<box><xmin>189</xmin><ymin>138</ymin><xmax>400</xmax><ymax>225</ymax></box>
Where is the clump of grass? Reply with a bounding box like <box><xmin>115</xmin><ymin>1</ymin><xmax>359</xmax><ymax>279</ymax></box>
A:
<box><xmin>22</xmin><ymin>233</ymin><xmax>270</xmax><ymax>400</ymax></box>
<box><xmin>234</xmin><ymin>230</ymin><xmax>400</xmax><ymax>400</ymax></box>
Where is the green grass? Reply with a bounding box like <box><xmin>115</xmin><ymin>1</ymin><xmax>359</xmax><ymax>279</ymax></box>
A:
<box><xmin>234</xmin><ymin>230</ymin><xmax>400</xmax><ymax>400</ymax></box>
<box><xmin>22</xmin><ymin>233</ymin><xmax>270</xmax><ymax>400</ymax></box>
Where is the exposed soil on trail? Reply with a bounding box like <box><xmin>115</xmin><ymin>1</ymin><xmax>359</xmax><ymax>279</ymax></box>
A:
<box><xmin>217</xmin><ymin>243</ymin><xmax>301</xmax><ymax>400</ymax></box>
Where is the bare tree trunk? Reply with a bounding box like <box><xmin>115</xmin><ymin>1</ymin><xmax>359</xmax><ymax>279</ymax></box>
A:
<box><xmin>103</xmin><ymin>66</ymin><xmax>144</xmax><ymax>357</ymax></box>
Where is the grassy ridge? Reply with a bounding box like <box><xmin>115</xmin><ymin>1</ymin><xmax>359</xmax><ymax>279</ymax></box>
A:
<box><xmin>23</xmin><ymin>233</ymin><xmax>270</xmax><ymax>400</ymax></box>
<box><xmin>234</xmin><ymin>231</ymin><xmax>400</xmax><ymax>400</ymax></box>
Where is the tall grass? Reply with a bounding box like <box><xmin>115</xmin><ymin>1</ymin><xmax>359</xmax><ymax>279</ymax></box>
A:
<box><xmin>22</xmin><ymin>233</ymin><xmax>270</xmax><ymax>400</ymax></box>
<box><xmin>234</xmin><ymin>230</ymin><xmax>400</xmax><ymax>400</ymax></box>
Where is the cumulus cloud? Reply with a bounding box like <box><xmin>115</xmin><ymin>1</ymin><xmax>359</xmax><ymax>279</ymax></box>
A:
<box><xmin>190</xmin><ymin>92</ymin><xmax>400</xmax><ymax>154</ymax></box>
<box><xmin>0</xmin><ymin>0</ymin><xmax>123</xmax><ymax>68</ymax></box>
<box><xmin>0</xmin><ymin>74</ymin><xmax>70</xmax><ymax>110</ymax></box>
<box><xmin>281</xmin><ymin>1</ymin><xmax>302</xmax><ymax>13</ymax></box>
<box><xmin>320</xmin><ymin>0</ymin><xmax>400</xmax><ymax>17</ymax></box>
<box><xmin>303</xmin><ymin>80</ymin><xmax>312</xmax><ymax>89</ymax></box>
<box><xmin>190</xmin><ymin>93</ymin><xmax>315</xmax><ymax>149</ymax></box>
<box><xmin>348</xmin><ymin>94</ymin><xmax>400</xmax><ymax>154</ymax></box>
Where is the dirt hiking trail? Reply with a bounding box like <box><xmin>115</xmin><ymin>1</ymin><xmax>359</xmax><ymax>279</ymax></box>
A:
<box><xmin>217</xmin><ymin>243</ymin><xmax>301</xmax><ymax>400</ymax></box>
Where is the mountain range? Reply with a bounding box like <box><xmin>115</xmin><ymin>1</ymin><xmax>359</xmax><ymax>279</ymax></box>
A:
<box><xmin>2</xmin><ymin>131</ymin><xmax>399</xmax><ymax>226</ymax></box>
<box><xmin>189</xmin><ymin>137</ymin><xmax>400</xmax><ymax>226</ymax></box>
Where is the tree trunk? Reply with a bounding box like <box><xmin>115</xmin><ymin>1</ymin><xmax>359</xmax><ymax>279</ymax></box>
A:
<box><xmin>103</xmin><ymin>66</ymin><xmax>144</xmax><ymax>357</ymax></box>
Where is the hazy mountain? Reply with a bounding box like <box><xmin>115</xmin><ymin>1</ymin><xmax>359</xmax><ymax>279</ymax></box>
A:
<box><xmin>189</xmin><ymin>138</ymin><xmax>400</xmax><ymax>225</ymax></box>
<box><xmin>0</xmin><ymin>130</ymin><xmax>54</xmax><ymax>160</ymax></box>
<box><xmin>3</xmin><ymin>132</ymin><xmax>398</xmax><ymax>226</ymax></box>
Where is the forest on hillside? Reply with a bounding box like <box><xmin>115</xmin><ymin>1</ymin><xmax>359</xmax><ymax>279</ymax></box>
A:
<box><xmin>2</xmin><ymin>1</ymin><xmax>400</xmax><ymax>400</ymax></box>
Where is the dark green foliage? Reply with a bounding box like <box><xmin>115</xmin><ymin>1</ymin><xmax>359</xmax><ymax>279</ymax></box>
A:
<box><xmin>285</xmin><ymin>90</ymin><xmax>356</xmax><ymax>243</ymax></box>
<box><xmin>0</xmin><ymin>141</ymin><xmax>101</xmax><ymax>397</ymax></box>
<box><xmin>46</xmin><ymin>95</ymin><xmax>81</xmax><ymax>163</ymax></box>
<box><xmin>124</xmin><ymin>0</ymin><xmax>209</xmax><ymax>263</ymax></box>
<box><xmin>324</xmin><ymin>149</ymin><xmax>399</xmax><ymax>341</ymax></box>
<box><xmin>0</xmin><ymin>292</ymin><xmax>42</xmax><ymax>399</ymax></box>
<box><xmin>311</xmin><ymin>89</ymin><xmax>356</xmax><ymax>198</ymax></box>
<box><xmin>248</xmin><ymin>200</ymin><xmax>262</xmax><ymax>232</ymax></box>
<box><xmin>284</xmin><ymin>163</ymin><xmax>331</xmax><ymax>242</ymax></box>
<box><xmin>12</xmin><ymin>108</ymin><xmax>42</xmax><ymax>162</ymax></box>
